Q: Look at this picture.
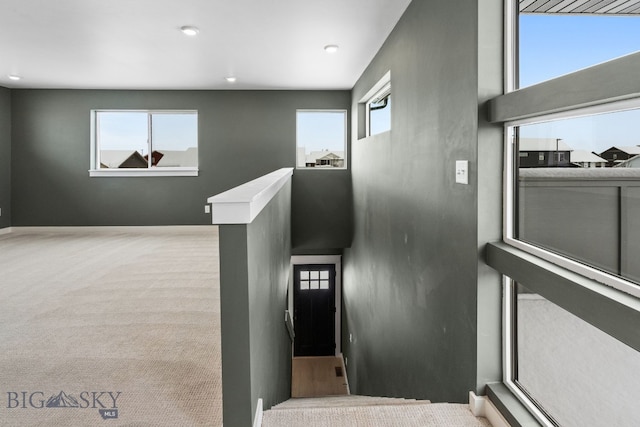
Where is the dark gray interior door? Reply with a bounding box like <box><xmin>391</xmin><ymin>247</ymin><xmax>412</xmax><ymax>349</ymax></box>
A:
<box><xmin>293</xmin><ymin>264</ymin><xmax>336</xmax><ymax>356</ymax></box>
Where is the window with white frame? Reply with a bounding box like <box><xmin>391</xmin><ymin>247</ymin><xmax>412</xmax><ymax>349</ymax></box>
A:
<box><xmin>512</xmin><ymin>108</ymin><xmax>640</xmax><ymax>285</ymax></box>
<box><xmin>359</xmin><ymin>71</ymin><xmax>391</xmax><ymax>138</ymax></box>
<box><xmin>497</xmin><ymin>2</ymin><xmax>640</xmax><ymax>426</ymax></box>
<box><xmin>367</xmin><ymin>83</ymin><xmax>391</xmax><ymax>136</ymax></box>
<box><xmin>296</xmin><ymin>110</ymin><xmax>347</xmax><ymax>169</ymax></box>
<box><xmin>90</xmin><ymin>110</ymin><xmax>198</xmax><ymax>177</ymax></box>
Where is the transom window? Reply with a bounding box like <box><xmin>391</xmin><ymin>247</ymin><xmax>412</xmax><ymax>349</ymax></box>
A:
<box><xmin>90</xmin><ymin>110</ymin><xmax>198</xmax><ymax>177</ymax></box>
<box><xmin>367</xmin><ymin>83</ymin><xmax>391</xmax><ymax>136</ymax></box>
<box><xmin>299</xmin><ymin>269</ymin><xmax>330</xmax><ymax>291</ymax></box>
<box><xmin>359</xmin><ymin>71</ymin><xmax>391</xmax><ymax>138</ymax></box>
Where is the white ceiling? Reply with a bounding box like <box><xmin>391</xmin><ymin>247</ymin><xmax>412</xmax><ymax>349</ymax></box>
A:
<box><xmin>0</xmin><ymin>0</ymin><xmax>412</xmax><ymax>90</ymax></box>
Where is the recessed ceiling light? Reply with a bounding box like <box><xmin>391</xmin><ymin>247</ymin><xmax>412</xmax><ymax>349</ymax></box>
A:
<box><xmin>8</xmin><ymin>75</ymin><xmax>21</xmax><ymax>81</ymax></box>
<box><xmin>324</xmin><ymin>45</ymin><xmax>339</xmax><ymax>53</ymax></box>
<box><xmin>180</xmin><ymin>26</ymin><xmax>200</xmax><ymax>36</ymax></box>
<box><xmin>225</xmin><ymin>77</ymin><xmax>237</xmax><ymax>83</ymax></box>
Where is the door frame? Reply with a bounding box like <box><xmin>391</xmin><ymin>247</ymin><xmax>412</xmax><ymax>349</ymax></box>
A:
<box><xmin>290</xmin><ymin>255</ymin><xmax>341</xmax><ymax>355</ymax></box>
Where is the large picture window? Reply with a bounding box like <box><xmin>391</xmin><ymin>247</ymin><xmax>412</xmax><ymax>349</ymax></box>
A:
<box><xmin>514</xmin><ymin>107</ymin><xmax>640</xmax><ymax>285</ymax></box>
<box><xmin>510</xmin><ymin>281</ymin><xmax>640</xmax><ymax>427</ymax></box>
<box><xmin>495</xmin><ymin>2</ymin><xmax>640</xmax><ymax>426</ymax></box>
<box><xmin>90</xmin><ymin>110</ymin><xmax>198</xmax><ymax>177</ymax></box>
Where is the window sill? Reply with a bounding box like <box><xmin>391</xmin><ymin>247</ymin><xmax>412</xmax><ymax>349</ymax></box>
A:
<box><xmin>295</xmin><ymin>167</ymin><xmax>347</xmax><ymax>171</ymax></box>
<box><xmin>89</xmin><ymin>168</ymin><xmax>198</xmax><ymax>177</ymax></box>
<box><xmin>485</xmin><ymin>383</ymin><xmax>542</xmax><ymax>427</ymax></box>
<box><xmin>486</xmin><ymin>241</ymin><xmax>640</xmax><ymax>352</ymax></box>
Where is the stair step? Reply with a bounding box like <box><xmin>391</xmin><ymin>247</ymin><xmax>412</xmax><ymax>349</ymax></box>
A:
<box><xmin>270</xmin><ymin>395</ymin><xmax>431</xmax><ymax>410</ymax></box>
<box><xmin>262</xmin><ymin>402</ymin><xmax>491</xmax><ymax>427</ymax></box>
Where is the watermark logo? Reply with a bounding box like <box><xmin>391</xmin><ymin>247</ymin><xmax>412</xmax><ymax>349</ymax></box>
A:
<box><xmin>46</xmin><ymin>391</ymin><xmax>79</xmax><ymax>408</ymax></box>
<box><xmin>7</xmin><ymin>390</ymin><xmax>121</xmax><ymax>420</ymax></box>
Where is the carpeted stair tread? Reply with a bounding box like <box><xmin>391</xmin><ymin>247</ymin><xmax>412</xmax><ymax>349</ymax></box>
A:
<box><xmin>271</xmin><ymin>395</ymin><xmax>429</xmax><ymax>410</ymax></box>
<box><xmin>262</xmin><ymin>402</ymin><xmax>491</xmax><ymax>426</ymax></box>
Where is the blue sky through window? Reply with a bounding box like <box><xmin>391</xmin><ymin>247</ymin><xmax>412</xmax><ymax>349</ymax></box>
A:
<box><xmin>98</xmin><ymin>112</ymin><xmax>197</xmax><ymax>155</ymax></box>
<box><xmin>519</xmin><ymin>14</ymin><xmax>640</xmax><ymax>153</ymax></box>
<box><xmin>520</xmin><ymin>14</ymin><xmax>640</xmax><ymax>89</ymax></box>
<box><xmin>297</xmin><ymin>111</ymin><xmax>346</xmax><ymax>153</ymax></box>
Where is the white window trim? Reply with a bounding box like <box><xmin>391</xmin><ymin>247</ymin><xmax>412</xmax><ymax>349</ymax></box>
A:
<box><xmin>89</xmin><ymin>109</ymin><xmax>199</xmax><ymax>177</ymax></box>
<box><xmin>501</xmin><ymin>3</ymin><xmax>640</xmax><ymax>424</ymax></box>
<box><xmin>296</xmin><ymin>109</ymin><xmax>348</xmax><ymax>170</ymax></box>
<box><xmin>503</xmin><ymin>97</ymin><xmax>640</xmax><ymax>300</ymax></box>
<box><xmin>360</xmin><ymin>71</ymin><xmax>391</xmax><ymax>138</ymax></box>
<box><xmin>89</xmin><ymin>168</ymin><xmax>198</xmax><ymax>178</ymax></box>
<box><xmin>502</xmin><ymin>278</ymin><xmax>556</xmax><ymax>427</ymax></box>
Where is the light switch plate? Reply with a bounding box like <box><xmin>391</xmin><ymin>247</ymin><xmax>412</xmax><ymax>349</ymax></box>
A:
<box><xmin>456</xmin><ymin>160</ymin><xmax>468</xmax><ymax>185</ymax></box>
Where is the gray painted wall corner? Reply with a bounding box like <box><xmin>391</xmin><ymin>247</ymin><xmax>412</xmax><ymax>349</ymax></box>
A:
<box><xmin>343</xmin><ymin>0</ymin><xmax>483</xmax><ymax>403</ymax></box>
<box><xmin>247</xmin><ymin>181</ymin><xmax>292</xmax><ymax>414</ymax></box>
<box><xmin>218</xmin><ymin>224</ymin><xmax>253</xmax><ymax>427</ymax></box>
<box><xmin>292</xmin><ymin>169</ymin><xmax>353</xmax><ymax>251</ymax></box>
<box><xmin>218</xmin><ymin>181</ymin><xmax>293</xmax><ymax>426</ymax></box>
<box><xmin>9</xmin><ymin>89</ymin><xmax>351</xmax><ymax>242</ymax></box>
<box><xmin>476</xmin><ymin>0</ymin><xmax>505</xmax><ymax>393</ymax></box>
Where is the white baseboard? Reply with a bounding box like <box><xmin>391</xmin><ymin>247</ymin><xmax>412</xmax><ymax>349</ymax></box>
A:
<box><xmin>469</xmin><ymin>391</ymin><xmax>511</xmax><ymax>427</ymax></box>
<box><xmin>6</xmin><ymin>225</ymin><xmax>216</xmax><ymax>234</ymax></box>
<box><xmin>253</xmin><ymin>398</ymin><xmax>263</xmax><ymax>427</ymax></box>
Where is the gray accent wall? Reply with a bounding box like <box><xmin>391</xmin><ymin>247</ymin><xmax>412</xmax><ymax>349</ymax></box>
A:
<box><xmin>218</xmin><ymin>181</ymin><xmax>292</xmax><ymax>426</ymax></box>
<box><xmin>0</xmin><ymin>87</ymin><xmax>10</xmax><ymax>229</ymax></box>
<box><xmin>342</xmin><ymin>0</ymin><xmax>503</xmax><ymax>402</ymax></box>
<box><xmin>9</xmin><ymin>89</ymin><xmax>351</xmax><ymax>250</ymax></box>
<box><xmin>292</xmin><ymin>168</ymin><xmax>352</xmax><ymax>251</ymax></box>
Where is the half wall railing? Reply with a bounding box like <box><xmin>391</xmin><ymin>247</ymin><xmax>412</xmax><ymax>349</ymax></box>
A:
<box><xmin>208</xmin><ymin>168</ymin><xmax>293</xmax><ymax>427</ymax></box>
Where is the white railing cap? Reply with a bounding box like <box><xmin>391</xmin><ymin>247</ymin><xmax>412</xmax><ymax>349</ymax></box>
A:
<box><xmin>207</xmin><ymin>168</ymin><xmax>293</xmax><ymax>224</ymax></box>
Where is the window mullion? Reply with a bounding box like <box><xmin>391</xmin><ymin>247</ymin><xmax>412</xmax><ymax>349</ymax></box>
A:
<box><xmin>147</xmin><ymin>113</ymin><xmax>153</xmax><ymax>168</ymax></box>
<box><xmin>95</xmin><ymin>112</ymin><xmax>101</xmax><ymax>169</ymax></box>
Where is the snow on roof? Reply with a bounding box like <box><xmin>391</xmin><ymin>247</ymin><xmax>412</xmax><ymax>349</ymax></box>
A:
<box><xmin>570</xmin><ymin>150</ymin><xmax>606</xmax><ymax>163</ymax></box>
<box><xmin>613</xmin><ymin>146</ymin><xmax>640</xmax><ymax>155</ymax></box>
<box><xmin>99</xmin><ymin>150</ymin><xmax>137</xmax><ymax>168</ymax></box>
<box><xmin>614</xmin><ymin>155</ymin><xmax>640</xmax><ymax>168</ymax></box>
<box><xmin>100</xmin><ymin>148</ymin><xmax>197</xmax><ymax>168</ymax></box>
<box><xmin>519</xmin><ymin>138</ymin><xmax>573</xmax><ymax>152</ymax></box>
<box><xmin>306</xmin><ymin>150</ymin><xmax>344</xmax><ymax>163</ymax></box>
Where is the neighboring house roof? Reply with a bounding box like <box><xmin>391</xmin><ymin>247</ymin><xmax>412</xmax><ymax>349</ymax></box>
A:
<box><xmin>119</xmin><ymin>151</ymin><xmax>147</xmax><ymax>168</ymax></box>
<box><xmin>154</xmin><ymin>147</ymin><xmax>198</xmax><ymax>167</ymax></box>
<box><xmin>144</xmin><ymin>151</ymin><xmax>165</xmax><ymax>166</ymax></box>
<box><xmin>570</xmin><ymin>150</ymin><xmax>607</xmax><ymax>164</ymax></box>
<box><xmin>601</xmin><ymin>145</ymin><xmax>640</xmax><ymax>156</ymax></box>
<box><xmin>519</xmin><ymin>138</ymin><xmax>573</xmax><ymax>152</ymax></box>
<box><xmin>100</xmin><ymin>148</ymin><xmax>198</xmax><ymax>168</ymax></box>
<box><xmin>305</xmin><ymin>150</ymin><xmax>344</xmax><ymax>163</ymax></box>
<box><xmin>616</xmin><ymin>146</ymin><xmax>640</xmax><ymax>155</ymax></box>
<box><xmin>614</xmin><ymin>154</ymin><xmax>640</xmax><ymax>168</ymax></box>
<box><xmin>100</xmin><ymin>150</ymin><xmax>140</xmax><ymax>168</ymax></box>
<box><xmin>316</xmin><ymin>152</ymin><xmax>341</xmax><ymax>160</ymax></box>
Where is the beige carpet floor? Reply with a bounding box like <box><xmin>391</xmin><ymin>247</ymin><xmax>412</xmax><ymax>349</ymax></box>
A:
<box><xmin>263</xmin><ymin>398</ymin><xmax>491</xmax><ymax>427</ymax></box>
<box><xmin>0</xmin><ymin>227</ymin><xmax>221</xmax><ymax>427</ymax></box>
